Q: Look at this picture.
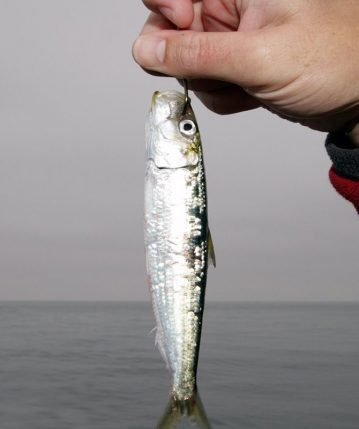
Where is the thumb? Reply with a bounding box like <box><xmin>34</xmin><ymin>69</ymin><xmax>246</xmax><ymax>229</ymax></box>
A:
<box><xmin>133</xmin><ymin>30</ymin><xmax>276</xmax><ymax>88</ymax></box>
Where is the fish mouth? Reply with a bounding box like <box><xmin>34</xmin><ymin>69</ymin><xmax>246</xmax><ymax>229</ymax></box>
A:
<box><xmin>151</xmin><ymin>91</ymin><xmax>161</xmax><ymax>112</ymax></box>
<box><xmin>150</xmin><ymin>90</ymin><xmax>192</xmax><ymax>120</ymax></box>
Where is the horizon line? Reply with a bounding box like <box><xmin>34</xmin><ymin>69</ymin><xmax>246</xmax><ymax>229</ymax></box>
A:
<box><xmin>0</xmin><ymin>299</ymin><xmax>358</xmax><ymax>304</ymax></box>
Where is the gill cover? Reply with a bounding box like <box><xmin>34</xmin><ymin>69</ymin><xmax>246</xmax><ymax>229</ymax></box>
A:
<box><xmin>146</xmin><ymin>91</ymin><xmax>201</xmax><ymax>169</ymax></box>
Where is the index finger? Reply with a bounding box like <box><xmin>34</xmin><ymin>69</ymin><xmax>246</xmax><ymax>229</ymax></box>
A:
<box><xmin>141</xmin><ymin>12</ymin><xmax>176</xmax><ymax>35</ymax></box>
<box><xmin>142</xmin><ymin>0</ymin><xmax>194</xmax><ymax>28</ymax></box>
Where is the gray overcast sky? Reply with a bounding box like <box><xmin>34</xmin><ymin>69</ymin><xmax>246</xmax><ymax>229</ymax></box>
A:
<box><xmin>0</xmin><ymin>1</ymin><xmax>357</xmax><ymax>301</ymax></box>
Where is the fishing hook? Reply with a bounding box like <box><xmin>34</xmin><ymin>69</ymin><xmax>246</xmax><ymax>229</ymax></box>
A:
<box><xmin>182</xmin><ymin>78</ymin><xmax>190</xmax><ymax>115</ymax></box>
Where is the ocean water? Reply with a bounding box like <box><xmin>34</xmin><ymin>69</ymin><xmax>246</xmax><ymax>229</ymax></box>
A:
<box><xmin>0</xmin><ymin>302</ymin><xmax>358</xmax><ymax>429</ymax></box>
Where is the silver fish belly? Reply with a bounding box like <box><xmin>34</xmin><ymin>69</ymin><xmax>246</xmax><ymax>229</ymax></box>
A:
<box><xmin>144</xmin><ymin>90</ymin><xmax>211</xmax><ymax>402</ymax></box>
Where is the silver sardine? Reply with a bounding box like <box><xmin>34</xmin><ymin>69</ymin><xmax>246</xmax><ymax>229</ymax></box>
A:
<box><xmin>144</xmin><ymin>90</ymin><xmax>215</xmax><ymax>428</ymax></box>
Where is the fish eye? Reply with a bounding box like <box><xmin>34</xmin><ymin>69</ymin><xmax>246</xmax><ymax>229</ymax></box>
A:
<box><xmin>179</xmin><ymin>119</ymin><xmax>196</xmax><ymax>136</ymax></box>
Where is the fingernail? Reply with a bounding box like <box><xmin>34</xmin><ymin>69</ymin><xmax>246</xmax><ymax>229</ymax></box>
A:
<box><xmin>159</xmin><ymin>7</ymin><xmax>174</xmax><ymax>23</ymax></box>
<box><xmin>133</xmin><ymin>36</ymin><xmax>166</xmax><ymax>67</ymax></box>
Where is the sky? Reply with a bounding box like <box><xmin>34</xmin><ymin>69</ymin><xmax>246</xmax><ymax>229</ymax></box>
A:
<box><xmin>0</xmin><ymin>1</ymin><xmax>357</xmax><ymax>301</ymax></box>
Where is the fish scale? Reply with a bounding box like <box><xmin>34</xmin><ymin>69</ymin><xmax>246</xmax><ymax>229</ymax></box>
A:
<box><xmin>145</xmin><ymin>90</ymin><xmax>213</xmax><ymax>427</ymax></box>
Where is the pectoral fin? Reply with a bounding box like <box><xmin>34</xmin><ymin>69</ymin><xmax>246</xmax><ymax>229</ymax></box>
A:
<box><xmin>208</xmin><ymin>229</ymin><xmax>216</xmax><ymax>268</ymax></box>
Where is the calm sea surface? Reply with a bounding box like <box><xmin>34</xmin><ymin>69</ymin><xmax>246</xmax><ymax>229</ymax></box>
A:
<box><xmin>0</xmin><ymin>302</ymin><xmax>358</xmax><ymax>429</ymax></box>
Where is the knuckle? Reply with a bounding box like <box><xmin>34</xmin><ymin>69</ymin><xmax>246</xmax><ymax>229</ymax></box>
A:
<box><xmin>230</xmin><ymin>33</ymin><xmax>275</xmax><ymax>86</ymax></box>
<box><xmin>243</xmin><ymin>36</ymin><xmax>272</xmax><ymax>68</ymax></box>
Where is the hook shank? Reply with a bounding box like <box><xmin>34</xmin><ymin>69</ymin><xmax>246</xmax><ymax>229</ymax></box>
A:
<box><xmin>182</xmin><ymin>78</ymin><xmax>190</xmax><ymax>115</ymax></box>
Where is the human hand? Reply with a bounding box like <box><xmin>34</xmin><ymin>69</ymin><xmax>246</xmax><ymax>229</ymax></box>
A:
<box><xmin>133</xmin><ymin>0</ymin><xmax>359</xmax><ymax>134</ymax></box>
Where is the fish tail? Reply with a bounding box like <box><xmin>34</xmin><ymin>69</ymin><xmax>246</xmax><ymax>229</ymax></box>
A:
<box><xmin>156</xmin><ymin>389</ymin><xmax>211</xmax><ymax>429</ymax></box>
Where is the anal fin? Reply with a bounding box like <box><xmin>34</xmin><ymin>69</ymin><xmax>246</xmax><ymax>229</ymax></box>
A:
<box><xmin>208</xmin><ymin>229</ymin><xmax>216</xmax><ymax>268</ymax></box>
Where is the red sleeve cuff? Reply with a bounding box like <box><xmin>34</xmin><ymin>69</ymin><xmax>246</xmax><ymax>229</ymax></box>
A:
<box><xmin>329</xmin><ymin>167</ymin><xmax>359</xmax><ymax>214</ymax></box>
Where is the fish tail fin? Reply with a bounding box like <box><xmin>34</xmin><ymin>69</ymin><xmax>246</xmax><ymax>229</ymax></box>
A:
<box><xmin>157</xmin><ymin>389</ymin><xmax>211</xmax><ymax>429</ymax></box>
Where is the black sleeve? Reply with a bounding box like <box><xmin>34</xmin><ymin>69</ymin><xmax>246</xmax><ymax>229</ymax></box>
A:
<box><xmin>325</xmin><ymin>132</ymin><xmax>359</xmax><ymax>180</ymax></box>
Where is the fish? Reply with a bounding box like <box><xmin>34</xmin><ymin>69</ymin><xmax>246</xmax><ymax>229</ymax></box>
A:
<box><xmin>144</xmin><ymin>89</ymin><xmax>215</xmax><ymax>428</ymax></box>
